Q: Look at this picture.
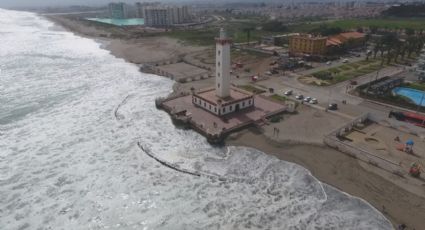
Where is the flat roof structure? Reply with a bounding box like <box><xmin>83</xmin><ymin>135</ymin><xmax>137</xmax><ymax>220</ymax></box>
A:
<box><xmin>194</xmin><ymin>87</ymin><xmax>253</xmax><ymax>106</ymax></box>
<box><xmin>160</xmin><ymin>93</ymin><xmax>287</xmax><ymax>142</ymax></box>
<box><xmin>155</xmin><ymin>62</ymin><xmax>209</xmax><ymax>81</ymax></box>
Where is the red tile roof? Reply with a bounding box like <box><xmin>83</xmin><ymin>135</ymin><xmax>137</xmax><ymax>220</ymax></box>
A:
<box><xmin>326</xmin><ymin>37</ymin><xmax>342</xmax><ymax>46</ymax></box>
<box><xmin>339</xmin><ymin>32</ymin><xmax>365</xmax><ymax>39</ymax></box>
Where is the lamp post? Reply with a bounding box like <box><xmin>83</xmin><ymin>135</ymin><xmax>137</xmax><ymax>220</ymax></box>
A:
<box><xmin>417</xmin><ymin>92</ymin><xmax>425</xmax><ymax>114</ymax></box>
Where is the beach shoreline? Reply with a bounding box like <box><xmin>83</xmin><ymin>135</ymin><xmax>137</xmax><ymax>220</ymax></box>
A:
<box><xmin>45</xmin><ymin>15</ymin><xmax>425</xmax><ymax>229</ymax></box>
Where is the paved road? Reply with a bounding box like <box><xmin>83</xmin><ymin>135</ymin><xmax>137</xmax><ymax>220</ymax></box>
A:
<box><xmin>249</xmin><ymin>64</ymin><xmax>411</xmax><ymax>122</ymax></box>
<box><xmin>295</xmin><ymin>54</ymin><xmax>366</xmax><ymax>76</ymax></box>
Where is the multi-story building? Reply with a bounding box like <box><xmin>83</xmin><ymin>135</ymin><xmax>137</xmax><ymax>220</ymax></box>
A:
<box><xmin>289</xmin><ymin>34</ymin><xmax>327</xmax><ymax>56</ymax></box>
<box><xmin>416</xmin><ymin>48</ymin><xmax>425</xmax><ymax>81</ymax></box>
<box><xmin>143</xmin><ymin>5</ymin><xmax>190</xmax><ymax>27</ymax></box>
<box><xmin>135</xmin><ymin>2</ymin><xmax>160</xmax><ymax>18</ymax></box>
<box><xmin>108</xmin><ymin>2</ymin><xmax>127</xmax><ymax>19</ymax></box>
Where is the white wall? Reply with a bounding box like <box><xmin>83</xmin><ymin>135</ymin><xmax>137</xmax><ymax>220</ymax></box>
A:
<box><xmin>193</xmin><ymin>97</ymin><xmax>219</xmax><ymax>115</ymax></box>
<box><xmin>215</xmin><ymin>42</ymin><xmax>231</xmax><ymax>98</ymax></box>
<box><xmin>193</xmin><ymin>96</ymin><xmax>254</xmax><ymax>116</ymax></box>
<box><xmin>220</xmin><ymin>98</ymin><xmax>254</xmax><ymax>115</ymax></box>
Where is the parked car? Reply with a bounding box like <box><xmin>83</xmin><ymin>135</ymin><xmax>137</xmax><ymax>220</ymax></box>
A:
<box><xmin>295</xmin><ymin>94</ymin><xmax>304</xmax><ymax>100</ymax></box>
<box><xmin>342</xmin><ymin>59</ymin><xmax>349</xmax><ymax>63</ymax></box>
<box><xmin>304</xmin><ymin>97</ymin><xmax>312</xmax><ymax>102</ymax></box>
<box><xmin>284</xmin><ymin>90</ymin><xmax>293</xmax><ymax>96</ymax></box>
<box><xmin>328</xmin><ymin>103</ymin><xmax>338</xmax><ymax>110</ymax></box>
<box><xmin>310</xmin><ymin>98</ymin><xmax>318</xmax><ymax>104</ymax></box>
<box><xmin>326</xmin><ymin>61</ymin><xmax>332</xmax><ymax>65</ymax></box>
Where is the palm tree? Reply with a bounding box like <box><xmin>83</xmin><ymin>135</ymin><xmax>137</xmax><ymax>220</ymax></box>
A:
<box><xmin>393</xmin><ymin>40</ymin><xmax>403</xmax><ymax>63</ymax></box>
<box><xmin>242</xmin><ymin>27</ymin><xmax>254</xmax><ymax>45</ymax></box>
<box><xmin>406</xmin><ymin>36</ymin><xmax>417</xmax><ymax>58</ymax></box>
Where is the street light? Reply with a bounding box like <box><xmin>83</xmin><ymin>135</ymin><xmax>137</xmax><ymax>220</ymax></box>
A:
<box><xmin>417</xmin><ymin>92</ymin><xmax>425</xmax><ymax>114</ymax></box>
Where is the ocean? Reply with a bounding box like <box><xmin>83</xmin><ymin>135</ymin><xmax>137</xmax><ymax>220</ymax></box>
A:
<box><xmin>0</xmin><ymin>9</ymin><xmax>392</xmax><ymax>230</ymax></box>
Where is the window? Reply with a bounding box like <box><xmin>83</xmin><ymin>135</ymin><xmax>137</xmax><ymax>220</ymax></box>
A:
<box><xmin>242</xmin><ymin>102</ymin><xmax>245</xmax><ymax>106</ymax></box>
<box><xmin>222</xmin><ymin>108</ymin><xmax>225</xmax><ymax>113</ymax></box>
<box><xmin>214</xmin><ymin>108</ymin><xmax>217</xmax><ymax>112</ymax></box>
<box><xmin>218</xmin><ymin>83</ymin><xmax>220</xmax><ymax>88</ymax></box>
<box><xmin>230</xmin><ymin>105</ymin><xmax>232</xmax><ymax>110</ymax></box>
<box><xmin>218</xmin><ymin>50</ymin><xmax>220</xmax><ymax>55</ymax></box>
<box><xmin>218</xmin><ymin>72</ymin><xmax>220</xmax><ymax>77</ymax></box>
<box><xmin>209</xmin><ymin>105</ymin><xmax>211</xmax><ymax>110</ymax></box>
<box><xmin>217</xmin><ymin>61</ymin><xmax>220</xmax><ymax>67</ymax></box>
<box><xmin>204</xmin><ymin>102</ymin><xmax>206</xmax><ymax>107</ymax></box>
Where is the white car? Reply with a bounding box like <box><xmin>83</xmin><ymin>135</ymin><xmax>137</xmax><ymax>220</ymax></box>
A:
<box><xmin>303</xmin><ymin>97</ymin><xmax>311</xmax><ymax>102</ymax></box>
<box><xmin>309</xmin><ymin>98</ymin><xmax>318</xmax><ymax>104</ymax></box>
<box><xmin>295</xmin><ymin>94</ymin><xmax>304</xmax><ymax>100</ymax></box>
<box><xmin>284</xmin><ymin>90</ymin><xmax>293</xmax><ymax>96</ymax></box>
<box><xmin>326</xmin><ymin>61</ymin><xmax>332</xmax><ymax>65</ymax></box>
<box><xmin>342</xmin><ymin>59</ymin><xmax>349</xmax><ymax>63</ymax></box>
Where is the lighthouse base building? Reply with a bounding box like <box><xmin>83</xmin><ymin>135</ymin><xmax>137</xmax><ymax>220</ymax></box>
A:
<box><xmin>192</xmin><ymin>87</ymin><xmax>254</xmax><ymax>116</ymax></box>
<box><xmin>192</xmin><ymin>28</ymin><xmax>254</xmax><ymax>116</ymax></box>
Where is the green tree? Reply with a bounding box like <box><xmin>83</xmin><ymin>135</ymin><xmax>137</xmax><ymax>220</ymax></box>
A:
<box><xmin>242</xmin><ymin>27</ymin><xmax>254</xmax><ymax>44</ymax></box>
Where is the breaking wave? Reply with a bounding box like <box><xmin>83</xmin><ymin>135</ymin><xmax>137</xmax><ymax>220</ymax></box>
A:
<box><xmin>0</xmin><ymin>9</ymin><xmax>392</xmax><ymax>229</ymax></box>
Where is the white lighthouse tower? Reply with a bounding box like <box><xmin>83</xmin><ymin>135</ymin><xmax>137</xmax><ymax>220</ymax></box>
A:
<box><xmin>215</xmin><ymin>28</ymin><xmax>231</xmax><ymax>98</ymax></box>
<box><xmin>191</xmin><ymin>28</ymin><xmax>254</xmax><ymax>116</ymax></box>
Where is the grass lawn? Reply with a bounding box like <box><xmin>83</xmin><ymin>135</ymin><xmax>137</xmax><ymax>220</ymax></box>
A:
<box><xmin>237</xmin><ymin>84</ymin><xmax>266</xmax><ymax>94</ymax></box>
<box><xmin>403</xmin><ymin>82</ymin><xmax>425</xmax><ymax>91</ymax></box>
<box><xmin>329</xmin><ymin>18</ymin><xmax>425</xmax><ymax>30</ymax></box>
<box><xmin>269</xmin><ymin>94</ymin><xmax>288</xmax><ymax>102</ymax></box>
<box><xmin>305</xmin><ymin>58</ymin><xmax>386</xmax><ymax>86</ymax></box>
<box><xmin>290</xmin><ymin>18</ymin><xmax>425</xmax><ymax>33</ymax></box>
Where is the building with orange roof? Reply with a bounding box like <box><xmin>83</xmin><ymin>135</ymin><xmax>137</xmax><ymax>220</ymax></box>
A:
<box><xmin>327</xmin><ymin>32</ymin><xmax>366</xmax><ymax>49</ymax></box>
<box><xmin>289</xmin><ymin>34</ymin><xmax>327</xmax><ymax>56</ymax></box>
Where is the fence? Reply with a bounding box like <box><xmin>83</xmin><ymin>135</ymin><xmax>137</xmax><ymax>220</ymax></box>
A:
<box><xmin>324</xmin><ymin>113</ymin><xmax>405</xmax><ymax>177</ymax></box>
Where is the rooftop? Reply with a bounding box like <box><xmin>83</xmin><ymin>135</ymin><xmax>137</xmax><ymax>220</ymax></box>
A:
<box><xmin>339</xmin><ymin>31</ymin><xmax>366</xmax><ymax>39</ymax></box>
<box><xmin>194</xmin><ymin>87</ymin><xmax>253</xmax><ymax>106</ymax></box>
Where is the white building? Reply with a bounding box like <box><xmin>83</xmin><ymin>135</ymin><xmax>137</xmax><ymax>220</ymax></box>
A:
<box><xmin>143</xmin><ymin>5</ymin><xmax>190</xmax><ymax>27</ymax></box>
<box><xmin>416</xmin><ymin>48</ymin><xmax>425</xmax><ymax>81</ymax></box>
<box><xmin>108</xmin><ymin>2</ymin><xmax>128</xmax><ymax>19</ymax></box>
<box><xmin>192</xmin><ymin>28</ymin><xmax>254</xmax><ymax>116</ymax></box>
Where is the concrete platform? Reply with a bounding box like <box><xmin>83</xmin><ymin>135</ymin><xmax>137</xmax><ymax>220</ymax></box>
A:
<box><xmin>155</xmin><ymin>62</ymin><xmax>209</xmax><ymax>82</ymax></box>
<box><xmin>160</xmin><ymin>94</ymin><xmax>287</xmax><ymax>142</ymax></box>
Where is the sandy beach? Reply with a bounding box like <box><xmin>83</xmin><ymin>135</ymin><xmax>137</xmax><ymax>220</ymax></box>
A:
<box><xmin>45</xmin><ymin>15</ymin><xmax>425</xmax><ymax>229</ymax></box>
<box><xmin>47</xmin><ymin>15</ymin><xmax>206</xmax><ymax>64</ymax></box>
<box><xmin>227</xmin><ymin>128</ymin><xmax>425</xmax><ymax>229</ymax></box>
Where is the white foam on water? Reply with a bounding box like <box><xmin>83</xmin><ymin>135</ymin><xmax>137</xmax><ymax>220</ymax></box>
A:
<box><xmin>0</xmin><ymin>9</ymin><xmax>392</xmax><ymax>230</ymax></box>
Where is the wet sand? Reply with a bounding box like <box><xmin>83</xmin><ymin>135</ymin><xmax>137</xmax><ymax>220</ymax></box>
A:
<box><xmin>227</xmin><ymin>128</ymin><xmax>425</xmax><ymax>229</ymax></box>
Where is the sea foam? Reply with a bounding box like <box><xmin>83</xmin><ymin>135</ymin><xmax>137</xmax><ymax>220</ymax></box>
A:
<box><xmin>0</xmin><ymin>9</ymin><xmax>392</xmax><ymax>229</ymax></box>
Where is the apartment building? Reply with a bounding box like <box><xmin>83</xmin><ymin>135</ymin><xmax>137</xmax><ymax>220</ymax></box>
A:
<box><xmin>143</xmin><ymin>5</ymin><xmax>190</xmax><ymax>27</ymax></box>
<box><xmin>108</xmin><ymin>2</ymin><xmax>128</xmax><ymax>19</ymax></box>
<box><xmin>289</xmin><ymin>34</ymin><xmax>327</xmax><ymax>56</ymax></box>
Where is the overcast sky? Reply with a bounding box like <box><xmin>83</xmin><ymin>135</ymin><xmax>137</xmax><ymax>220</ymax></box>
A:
<box><xmin>0</xmin><ymin>0</ymin><xmax>149</xmax><ymax>8</ymax></box>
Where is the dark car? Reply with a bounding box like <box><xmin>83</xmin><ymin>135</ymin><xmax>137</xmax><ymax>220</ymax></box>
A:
<box><xmin>328</xmin><ymin>103</ymin><xmax>338</xmax><ymax>110</ymax></box>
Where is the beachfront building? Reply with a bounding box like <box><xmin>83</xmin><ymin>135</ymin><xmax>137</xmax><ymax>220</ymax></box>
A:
<box><xmin>135</xmin><ymin>2</ymin><xmax>160</xmax><ymax>18</ymax></box>
<box><xmin>192</xmin><ymin>28</ymin><xmax>254</xmax><ymax>116</ymax></box>
<box><xmin>108</xmin><ymin>2</ymin><xmax>128</xmax><ymax>19</ymax></box>
<box><xmin>289</xmin><ymin>34</ymin><xmax>327</xmax><ymax>56</ymax></box>
<box><xmin>143</xmin><ymin>5</ymin><xmax>190</xmax><ymax>27</ymax></box>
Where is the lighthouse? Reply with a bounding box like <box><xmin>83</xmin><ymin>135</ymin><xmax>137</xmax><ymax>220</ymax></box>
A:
<box><xmin>191</xmin><ymin>28</ymin><xmax>254</xmax><ymax>116</ymax></box>
<box><xmin>215</xmin><ymin>28</ymin><xmax>231</xmax><ymax>98</ymax></box>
